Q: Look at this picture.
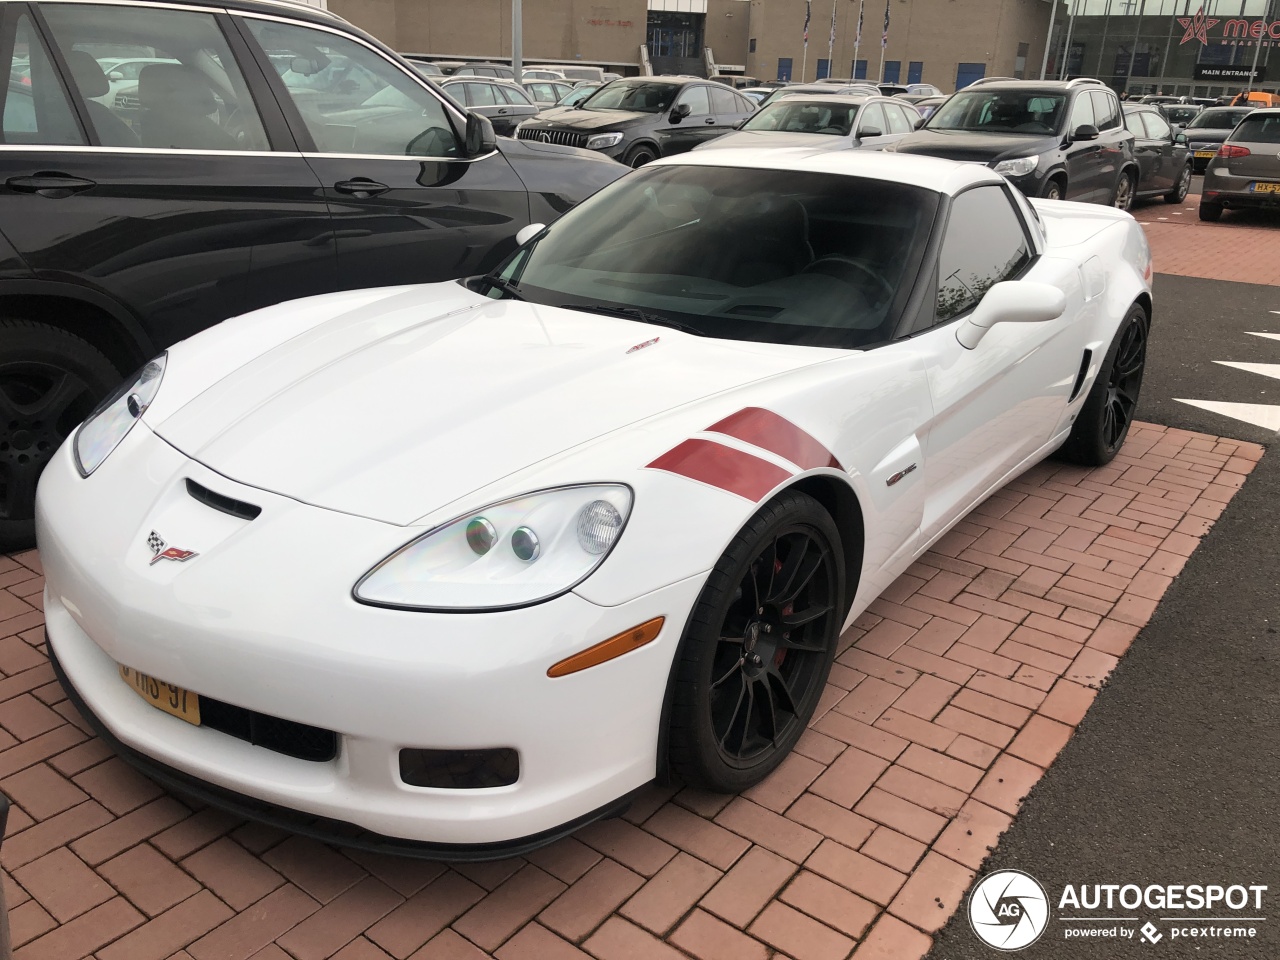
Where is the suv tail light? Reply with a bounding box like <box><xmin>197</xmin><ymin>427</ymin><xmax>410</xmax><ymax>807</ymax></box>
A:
<box><xmin>1217</xmin><ymin>144</ymin><xmax>1251</xmax><ymax>158</ymax></box>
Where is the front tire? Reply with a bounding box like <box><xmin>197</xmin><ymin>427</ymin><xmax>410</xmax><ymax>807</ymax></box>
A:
<box><xmin>1041</xmin><ymin>177</ymin><xmax>1065</xmax><ymax>202</ymax></box>
<box><xmin>666</xmin><ymin>491</ymin><xmax>845</xmax><ymax>792</ymax></box>
<box><xmin>0</xmin><ymin>320</ymin><xmax>122</xmax><ymax>551</ymax></box>
<box><xmin>1058</xmin><ymin>303</ymin><xmax>1148</xmax><ymax>466</ymax></box>
<box><xmin>623</xmin><ymin>144</ymin><xmax>658</xmax><ymax>168</ymax></box>
<box><xmin>1165</xmin><ymin>164</ymin><xmax>1192</xmax><ymax>204</ymax></box>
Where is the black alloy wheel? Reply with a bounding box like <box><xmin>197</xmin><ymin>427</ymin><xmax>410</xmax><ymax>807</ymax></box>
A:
<box><xmin>1058</xmin><ymin>303</ymin><xmax>1148</xmax><ymax>466</ymax></box>
<box><xmin>666</xmin><ymin>491</ymin><xmax>845</xmax><ymax>791</ymax></box>
<box><xmin>625</xmin><ymin>144</ymin><xmax>657</xmax><ymax>168</ymax></box>
<box><xmin>0</xmin><ymin>321</ymin><xmax>120</xmax><ymax>551</ymax></box>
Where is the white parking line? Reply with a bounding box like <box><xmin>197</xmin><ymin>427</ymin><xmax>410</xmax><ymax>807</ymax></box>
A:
<box><xmin>1173</xmin><ymin>329</ymin><xmax>1280</xmax><ymax>433</ymax></box>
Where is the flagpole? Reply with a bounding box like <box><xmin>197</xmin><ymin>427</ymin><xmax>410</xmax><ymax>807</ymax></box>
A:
<box><xmin>828</xmin><ymin>0</ymin><xmax>838</xmax><ymax>77</ymax></box>
<box><xmin>878</xmin><ymin>0</ymin><xmax>889</xmax><ymax>82</ymax></box>
<box><xmin>854</xmin><ymin>0</ymin><xmax>864</xmax><ymax>78</ymax></box>
<box><xmin>802</xmin><ymin>0</ymin><xmax>811</xmax><ymax>82</ymax></box>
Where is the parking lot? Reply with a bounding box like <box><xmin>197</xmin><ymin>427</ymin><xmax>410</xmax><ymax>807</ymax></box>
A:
<box><xmin>1</xmin><ymin>189</ymin><xmax>1275</xmax><ymax>959</ymax></box>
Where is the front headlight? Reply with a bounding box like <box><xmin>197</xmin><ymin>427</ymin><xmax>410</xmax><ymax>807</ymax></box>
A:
<box><xmin>585</xmin><ymin>132</ymin><xmax>624</xmax><ymax>150</ymax></box>
<box><xmin>74</xmin><ymin>354</ymin><xmax>166</xmax><ymax>477</ymax></box>
<box><xmin>354</xmin><ymin>484</ymin><xmax>632</xmax><ymax>611</ymax></box>
<box><xmin>993</xmin><ymin>156</ymin><xmax>1039</xmax><ymax>178</ymax></box>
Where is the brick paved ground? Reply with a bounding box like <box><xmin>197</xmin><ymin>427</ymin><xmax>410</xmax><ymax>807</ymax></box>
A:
<box><xmin>1133</xmin><ymin>192</ymin><xmax>1280</xmax><ymax>285</ymax></box>
<box><xmin>0</xmin><ymin>421</ymin><xmax>1264</xmax><ymax>960</ymax></box>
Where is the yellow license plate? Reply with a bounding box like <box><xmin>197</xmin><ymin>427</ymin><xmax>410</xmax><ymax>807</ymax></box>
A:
<box><xmin>1250</xmin><ymin>181</ymin><xmax>1280</xmax><ymax>193</ymax></box>
<box><xmin>119</xmin><ymin>665</ymin><xmax>201</xmax><ymax>725</ymax></box>
<box><xmin>1195</xmin><ymin>150</ymin><xmax>1216</xmax><ymax>158</ymax></box>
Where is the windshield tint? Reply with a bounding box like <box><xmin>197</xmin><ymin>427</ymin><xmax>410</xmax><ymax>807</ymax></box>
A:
<box><xmin>1188</xmin><ymin>109</ymin><xmax>1250</xmax><ymax>129</ymax></box>
<box><xmin>927</xmin><ymin>90</ymin><xmax>1065</xmax><ymax>135</ymax></box>
<box><xmin>582</xmin><ymin>80</ymin><xmax>677</xmax><ymax>113</ymax></box>
<box><xmin>491</xmin><ymin>165</ymin><xmax>938</xmax><ymax>349</ymax></box>
<box><xmin>1232</xmin><ymin>115</ymin><xmax>1280</xmax><ymax>143</ymax></box>
<box><xmin>1163</xmin><ymin>106</ymin><xmax>1199</xmax><ymax>123</ymax></box>
<box><xmin>743</xmin><ymin>100</ymin><xmax>858</xmax><ymax>135</ymax></box>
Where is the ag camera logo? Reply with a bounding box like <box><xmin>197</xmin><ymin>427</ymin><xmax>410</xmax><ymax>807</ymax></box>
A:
<box><xmin>969</xmin><ymin>870</ymin><xmax>1050</xmax><ymax>951</ymax></box>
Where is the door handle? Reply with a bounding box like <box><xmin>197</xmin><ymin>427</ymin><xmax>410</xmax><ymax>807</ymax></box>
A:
<box><xmin>498</xmin><ymin>108</ymin><xmax>510</xmax><ymax>114</ymax></box>
<box><xmin>334</xmin><ymin>179</ymin><xmax>390</xmax><ymax>198</ymax></box>
<box><xmin>704</xmin><ymin>117</ymin><xmax>717</xmax><ymax>125</ymax></box>
<box><xmin>6</xmin><ymin>173</ymin><xmax>96</xmax><ymax>198</ymax></box>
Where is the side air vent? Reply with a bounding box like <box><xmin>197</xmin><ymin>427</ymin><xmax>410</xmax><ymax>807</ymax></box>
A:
<box><xmin>1069</xmin><ymin>349</ymin><xmax>1093</xmax><ymax>403</ymax></box>
<box><xmin>185</xmin><ymin>479</ymin><xmax>262</xmax><ymax>521</ymax></box>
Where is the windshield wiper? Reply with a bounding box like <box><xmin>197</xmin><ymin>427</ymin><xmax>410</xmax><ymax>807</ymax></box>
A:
<box><xmin>559</xmin><ymin>303</ymin><xmax>703</xmax><ymax>335</ymax></box>
<box><xmin>474</xmin><ymin>274</ymin><xmax>526</xmax><ymax>301</ymax></box>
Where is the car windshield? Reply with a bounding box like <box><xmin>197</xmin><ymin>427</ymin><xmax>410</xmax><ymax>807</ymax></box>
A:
<box><xmin>559</xmin><ymin>84</ymin><xmax>599</xmax><ymax>106</ymax></box>
<box><xmin>927</xmin><ymin>90</ymin><xmax>1065</xmax><ymax>134</ymax></box>
<box><xmin>742</xmin><ymin>100</ymin><xmax>858</xmax><ymax>135</ymax></box>
<box><xmin>583</xmin><ymin>79</ymin><xmax>675</xmax><ymax>112</ymax></box>
<box><xmin>1163</xmin><ymin>106</ymin><xmax>1200</xmax><ymax>123</ymax></box>
<box><xmin>489</xmin><ymin>165</ymin><xmax>938</xmax><ymax>349</ymax></box>
<box><xmin>1232</xmin><ymin>115</ymin><xmax>1280</xmax><ymax>142</ymax></box>
<box><xmin>1187</xmin><ymin>108</ymin><xmax>1251</xmax><ymax>129</ymax></box>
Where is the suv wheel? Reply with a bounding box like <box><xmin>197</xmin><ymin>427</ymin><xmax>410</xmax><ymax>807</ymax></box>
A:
<box><xmin>1165</xmin><ymin>164</ymin><xmax>1192</xmax><ymax>204</ymax></box>
<box><xmin>624</xmin><ymin>144</ymin><xmax>658</xmax><ymax>168</ymax></box>
<box><xmin>0</xmin><ymin>321</ymin><xmax>121</xmax><ymax>552</ymax></box>
<box><xmin>1041</xmin><ymin>177</ymin><xmax>1065</xmax><ymax>201</ymax></box>
<box><xmin>1198</xmin><ymin>200</ymin><xmax>1223</xmax><ymax>222</ymax></box>
<box><xmin>1112</xmin><ymin>170</ymin><xmax>1136</xmax><ymax>211</ymax></box>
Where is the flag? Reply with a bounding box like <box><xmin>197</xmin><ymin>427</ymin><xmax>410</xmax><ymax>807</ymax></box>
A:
<box><xmin>803</xmin><ymin>0</ymin><xmax>811</xmax><ymax>46</ymax></box>
<box><xmin>882</xmin><ymin>0</ymin><xmax>890</xmax><ymax>48</ymax></box>
<box><xmin>829</xmin><ymin>1</ymin><xmax>838</xmax><ymax>51</ymax></box>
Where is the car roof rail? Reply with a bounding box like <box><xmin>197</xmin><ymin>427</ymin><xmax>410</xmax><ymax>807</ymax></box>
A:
<box><xmin>1066</xmin><ymin>77</ymin><xmax>1106</xmax><ymax>87</ymax></box>
<box><xmin>967</xmin><ymin>77</ymin><xmax>1016</xmax><ymax>86</ymax></box>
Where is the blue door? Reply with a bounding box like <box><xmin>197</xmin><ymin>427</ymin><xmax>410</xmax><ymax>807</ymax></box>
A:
<box><xmin>883</xmin><ymin>60</ymin><xmax>900</xmax><ymax>83</ymax></box>
<box><xmin>853</xmin><ymin>59</ymin><xmax>868</xmax><ymax>79</ymax></box>
<box><xmin>778</xmin><ymin>57</ymin><xmax>793</xmax><ymax>82</ymax></box>
<box><xmin>956</xmin><ymin>62</ymin><xmax>986</xmax><ymax>89</ymax></box>
<box><xmin>817</xmin><ymin>58</ymin><xmax>831</xmax><ymax>79</ymax></box>
<box><xmin>908</xmin><ymin>61</ymin><xmax>923</xmax><ymax>84</ymax></box>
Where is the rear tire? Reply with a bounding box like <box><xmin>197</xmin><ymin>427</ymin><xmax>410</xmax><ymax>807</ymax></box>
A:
<box><xmin>1198</xmin><ymin>201</ymin><xmax>1223</xmax><ymax>221</ymax></box>
<box><xmin>623</xmin><ymin>144</ymin><xmax>658</xmax><ymax>168</ymax></box>
<box><xmin>1165</xmin><ymin>164</ymin><xmax>1192</xmax><ymax>204</ymax></box>
<box><xmin>1058</xmin><ymin>303</ymin><xmax>1148</xmax><ymax>466</ymax></box>
<box><xmin>1112</xmin><ymin>170</ymin><xmax>1136</xmax><ymax>211</ymax></box>
<box><xmin>0</xmin><ymin>320</ymin><xmax>122</xmax><ymax>552</ymax></box>
<box><xmin>666</xmin><ymin>491</ymin><xmax>845</xmax><ymax>792</ymax></box>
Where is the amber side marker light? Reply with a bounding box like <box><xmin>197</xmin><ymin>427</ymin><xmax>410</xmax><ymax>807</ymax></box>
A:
<box><xmin>547</xmin><ymin>617</ymin><xmax>665</xmax><ymax>678</ymax></box>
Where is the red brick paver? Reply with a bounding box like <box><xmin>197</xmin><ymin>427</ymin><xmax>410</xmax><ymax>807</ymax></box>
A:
<box><xmin>1133</xmin><ymin>193</ymin><xmax>1280</xmax><ymax>284</ymax></box>
<box><xmin>0</xmin><ymin>422</ymin><xmax>1262</xmax><ymax>959</ymax></box>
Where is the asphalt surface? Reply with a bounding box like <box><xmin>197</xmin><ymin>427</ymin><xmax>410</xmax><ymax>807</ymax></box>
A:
<box><xmin>927</xmin><ymin>270</ymin><xmax>1280</xmax><ymax>959</ymax></box>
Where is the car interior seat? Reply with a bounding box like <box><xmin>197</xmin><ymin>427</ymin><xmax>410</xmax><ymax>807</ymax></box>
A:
<box><xmin>706</xmin><ymin>197</ymin><xmax>816</xmax><ymax>285</ymax></box>
<box><xmin>138</xmin><ymin>63</ymin><xmax>235</xmax><ymax>150</ymax></box>
<box><xmin>64</xmin><ymin>50</ymin><xmax>139</xmax><ymax>147</ymax></box>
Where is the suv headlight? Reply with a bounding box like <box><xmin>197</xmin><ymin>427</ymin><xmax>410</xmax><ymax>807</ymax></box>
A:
<box><xmin>354</xmin><ymin>484</ymin><xmax>632</xmax><ymax>611</ymax></box>
<box><xmin>993</xmin><ymin>156</ymin><xmax>1039</xmax><ymax>178</ymax></box>
<box><xmin>74</xmin><ymin>355</ymin><xmax>166</xmax><ymax>477</ymax></box>
<box><xmin>585</xmin><ymin>132</ymin><xmax>624</xmax><ymax>150</ymax></box>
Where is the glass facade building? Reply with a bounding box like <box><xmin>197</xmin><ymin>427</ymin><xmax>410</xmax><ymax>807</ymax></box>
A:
<box><xmin>1047</xmin><ymin>1</ymin><xmax>1280</xmax><ymax>97</ymax></box>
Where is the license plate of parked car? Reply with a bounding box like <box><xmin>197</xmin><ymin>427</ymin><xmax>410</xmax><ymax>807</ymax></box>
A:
<box><xmin>1249</xmin><ymin>181</ymin><xmax>1280</xmax><ymax>193</ymax></box>
<box><xmin>119</xmin><ymin>664</ymin><xmax>201</xmax><ymax>725</ymax></box>
<box><xmin>1195</xmin><ymin>150</ymin><xmax>1217</xmax><ymax>158</ymax></box>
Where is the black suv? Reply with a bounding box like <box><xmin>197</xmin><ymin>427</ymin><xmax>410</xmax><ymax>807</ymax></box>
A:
<box><xmin>0</xmin><ymin>0</ymin><xmax>626</xmax><ymax>550</ymax></box>
<box><xmin>893</xmin><ymin>78</ymin><xmax>1138</xmax><ymax>208</ymax></box>
<box><xmin>514</xmin><ymin>76</ymin><xmax>757</xmax><ymax>168</ymax></box>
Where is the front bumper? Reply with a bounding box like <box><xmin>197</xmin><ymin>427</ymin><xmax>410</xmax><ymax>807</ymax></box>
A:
<box><xmin>38</xmin><ymin>424</ymin><xmax>705</xmax><ymax>850</ymax></box>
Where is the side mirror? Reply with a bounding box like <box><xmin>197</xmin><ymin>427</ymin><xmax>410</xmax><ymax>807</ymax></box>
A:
<box><xmin>913</xmin><ymin>116</ymin><xmax>927</xmax><ymax>130</ymax></box>
<box><xmin>465</xmin><ymin>111</ymin><xmax>496</xmax><ymax>156</ymax></box>
<box><xmin>108</xmin><ymin>71</ymin><xmax>125</xmax><ymax>81</ymax></box>
<box><xmin>859</xmin><ymin>126</ymin><xmax>883</xmax><ymax>139</ymax></box>
<box><xmin>1175</xmin><ymin>131</ymin><xmax>1188</xmax><ymax>144</ymax></box>
<box><xmin>1072</xmin><ymin>123</ymin><xmax>1100</xmax><ymax>142</ymax></box>
<box><xmin>515</xmin><ymin>222</ymin><xmax>546</xmax><ymax>246</ymax></box>
<box><xmin>956</xmin><ymin>281</ymin><xmax>1066</xmax><ymax>350</ymax></box>
<box><xmin>733</xmin><ymin>118</ymin><xmax>748</xmax><ymax>129</ymax></box>
<box><xmin>671</xmin><ymin>102</ymin><xmax>691</xmax><ymax>122</ymax></box>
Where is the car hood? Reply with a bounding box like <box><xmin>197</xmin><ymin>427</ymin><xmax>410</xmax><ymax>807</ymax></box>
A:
<box><xmin>525</xmin><ymin>109</ymin><xmax>654</xmax><ymax>131</ymax></box>
<box><xmin>694</xmin><ymin>130</ymin><xmax>851</xmax><ymax>151</ymax></box>
<box><xmin>893</xmin><ymin>128</ymin><xmax>1057</xmax><ymax>163</ymax></box>
<box><xmin>154</xmin><ymin>287</ymin><xmax>826</xmax><ymax>526</ymax></box>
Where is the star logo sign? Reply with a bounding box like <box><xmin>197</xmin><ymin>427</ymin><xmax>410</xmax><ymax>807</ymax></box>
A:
<box><xmin>1177</xmin><ymin>5</ymin><xmax>1220</xmax><ymax>44</ymax></box>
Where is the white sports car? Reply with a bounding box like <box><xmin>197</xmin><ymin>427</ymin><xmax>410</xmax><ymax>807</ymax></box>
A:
<box><xmin>38</xmin><ymin>150</ymin><xmax>1152</xmax><ymax>858</ymax></box>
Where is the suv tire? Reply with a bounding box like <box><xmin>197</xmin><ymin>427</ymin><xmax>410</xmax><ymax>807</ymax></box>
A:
<box><xmin>1111</xmin><ymin>170</ymin><xmax>1136</xmax><ymax>211</ymax></box>
<box><xmin>1165</xmin><ymin>164</ymin><xmax>1192</xmax><ymax>204</ymax></box>
<box><xmin>0</xmin><ymin>321</ymin><xmax>121</xmax><ymax>551</ymax></box>
<box><xmin>1041</xmin><ymin>177</ymin><xmax>1066</xmax><ymax>201</ymax></box>
<box><xmin>1198</xmin><ymin>201</ymin><xmax>1223</xmax><ymax>222</ymax></box>
<box><xmin>624</xmin><ymin>143</ymin><xmax>658</xmax><ymax>168</ymax></box>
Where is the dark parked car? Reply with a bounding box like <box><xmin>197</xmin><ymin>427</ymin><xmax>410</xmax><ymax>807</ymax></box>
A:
<box><xmin>1183</xmin><ymin>106</ymin><xmax>1255</xmax><ymax>171</ymax></box>
<box><xmin>1200</xmin><ymin>108</ymin><xmax>1280</xmax><ymax>221</ymax></box>
<box><xmin>892</xmin><ymin>78</ymin><xmax>1138</xmax><ymax>207</ymax></box>
<box><xmin>439</xmin><ymin>77</ymin><xmax>538</xmax><ymax>135</ymax></box>
<box><xmin>514</xmin><ymin>76</ymin><xmax>756</xmax><ymax>167</ymax></box>
<box><xmin>0</xmin><ymin>0</ymin><xmax>626</xmax><ymax>550</ymax></box>
<box><xmin>1161</xmin><ymin>103</ymin><xmax>1202</xmax><ymax>128</ymax></box>
<box><xmin>1122</xmin><ymin>104</ymin><xmax>1193</xmax><ymax>204</ymax></box>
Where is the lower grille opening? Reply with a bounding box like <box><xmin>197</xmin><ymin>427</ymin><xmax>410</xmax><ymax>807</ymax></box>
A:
<box><xmin>399</xmin><ymin>748</ymin><xmax>519</xmax><ymax>789</ymax></box>
<box><xmin>200</xmin><ymin>698</ymin><xmax>337</xmax><ymax>762</ymax></box>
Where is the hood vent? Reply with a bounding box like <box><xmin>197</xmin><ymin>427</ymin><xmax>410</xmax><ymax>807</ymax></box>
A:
<box><xmin>186</xmin><ymin>479</ymin><xmax>262</xmax><ymax>521</ymax></box>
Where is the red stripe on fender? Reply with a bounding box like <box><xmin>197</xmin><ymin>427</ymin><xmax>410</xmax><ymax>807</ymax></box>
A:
<box><xmin>707</xmin><ymin>407</ymin><xmax>842</xmax><ymax>471</ymax></box>
<box><xmin>647</xmin><ymin>439</ymin><xmax>791</xmax><ymax>501</ymax></box>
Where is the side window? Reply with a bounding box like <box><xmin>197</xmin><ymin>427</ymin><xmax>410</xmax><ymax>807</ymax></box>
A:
<box><xmin>246</xmin><ymin>18</ymin><xmax>460</xmax><ymax>158</ymax></box>
<box><xmin>1067</xmin><ymin>92</ymin><xmax>1095</xmax><ymax>132</ymax></box>
<box><xmin>40</xmin><ymin>3</ymin><xmax>269</xmax><ymax>151</ymax></box>
<box><xmin>1123</xmin><ymin>110</ymin><xmax>1143</xmax><ymax>135</ymax></box>
<box><xmin>884</xmin><ymin>103</ymin><xmax>913</xmax><ymax>134</ymax></box>
<box><xmin>710</xmin><ymin>85</ymin><xmax>738</xmax><ymax>115</ymax></box>
<box><xmin>499</xmin><ymin>84</ymin><xmax>532</xmax><ymax>106</ymax></box>
<box><xmin>2</xmin><ymin>15</ymin><xmax>84</xmax><ymax>145</ymax></box>
<box><xmin>735</xmin><ymin>92</ymin><xmax>756</xmax><ymax>113</ymax></box>
<box><xmin>1142</xmin><ymin>111</ymin><xmax>1172</xmax><ymax>140</ymax></box>
<box><xmin>466</xmin><ymin>82</ymin><xmax>497</xmax><ymax>106</ymax></box>
<box><xmin>859</xmin><ymin>102</ymin><xmax>888</xmax><ymax>136</ymax></box>
<box><xmin>1090</xmin><ymin>90</ymin><xmax>1120</xmax><ymax>130</ymax></box>
<box><xmin>935</xmin><ymin>186</ymin><xmax>1032</xmax><ymax>323</ymax></box>
<box><xmin>675</xmin><ymin>84</ymin><xmax>710</xmax><ymax>116</ymax></box>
